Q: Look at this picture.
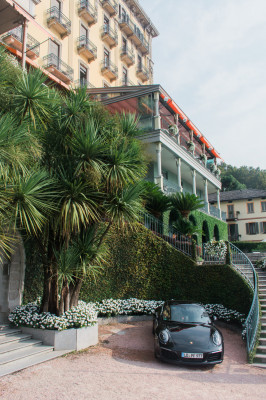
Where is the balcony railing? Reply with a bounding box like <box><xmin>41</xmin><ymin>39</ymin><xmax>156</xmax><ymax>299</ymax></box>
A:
<box><xmin>47</xmin><ymin>7</ymin><xmax>71</xmax><ymax>38</ymax></box>
<box><xmin>100</xmin><ymin>0</ymin><xmax>118</xmax><ymax>16</ymax></box>
<box><xmin>119</xmin><ymin>15</ymin><xmax>135</xmax><ymax>37</ymax></box>
<box><xmin>77</xmin><ymin>36</ymin><xmax>97</xmax><ymax>62</ymax></box>
<box><xmin>43</xmin><ymin>53</ymin><xmax>73</xmax><ymax>83</ymax></box>
<box><xmin>136</xmin><ymin>64</ymin><xmax>149</xmax><ymax>82</ymax></box>
<box><xmin>101</xmin><ymin>59</ymin><xmax>118</xmax><ymax>82</ymax></box>
<box><xmin>120</xmin><ymin>78</ymin><xmax>135</xmax><ymax>86</ymax></box>
<box><xmin>226</xmin><ymin>211</ymin><xmax>239</xmax><ymax>220</ymax></box>
<box><xmin>78</xmin><ymin>1</ymin><xmax>97</xmax><ymax>26</ymax></box>
<box><xmin>74</xmin><ymin>79</ymin><xmax>95</xmax><ymax>89</ymax></box>
<box><xmin>120</xmin><ymin>46</ymin><xmax>135</xmax><ymax>67</ymax></box>
<box><xmin>101</xmin><ymin>25</ymin><xmax>118</xmax><ymax>48</ymax></box>
<box><xmin>1</xmin><ymin>27</ymin><xmax>40</xmax><ymax>59</ymax></box>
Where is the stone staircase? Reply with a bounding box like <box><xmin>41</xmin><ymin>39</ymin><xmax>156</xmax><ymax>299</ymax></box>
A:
<box><xmin>0</xmin><ymin>325</ymin><xmax>68</xmax><ymax>377</ymax></box>
<box><xmin>252</xmin><ymin>268</ymin><xmax>266</xmax><ymax>368</ymax></box>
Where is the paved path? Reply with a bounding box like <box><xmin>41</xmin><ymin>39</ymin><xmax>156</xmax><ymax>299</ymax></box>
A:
<box><xmin>0</xmin><ymin>321</ymin><xmax>266</xmax><ymax>400</ymax></box>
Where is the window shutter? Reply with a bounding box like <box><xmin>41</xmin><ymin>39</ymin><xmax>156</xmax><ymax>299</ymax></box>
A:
<box><xmin>260</xmin><ymin>222</ymin><xmax>264</xmax><ymax>233</ymax></box>
<box><xmin>255</xmin><ymin>223</ymin><xmax>259</xmax><ymax>234</ymax></box>
<box><xmin>246</xmin><ymin>223</ymin><xmax>249</xmax><ymax>234</ymax></box>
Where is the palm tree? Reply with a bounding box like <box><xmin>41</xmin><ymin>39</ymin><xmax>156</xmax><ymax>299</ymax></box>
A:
<box><xmin>142</xmin><ymin>181</ymin><xmax>171</xmax><ymax>219</ymax></box>
<box><xmin>170</xmin><ymin>192</ymin><xmax>205</xmax><ymax>219</ymax></box>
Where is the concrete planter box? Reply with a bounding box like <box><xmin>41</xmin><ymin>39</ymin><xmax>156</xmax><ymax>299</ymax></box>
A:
<box><xmin>98</xmin><ymin>315</ymin><xmax>153</xmax><ymax>325</ymax></box>
<box><xmin>21</xmin><ymin>323</ymin><xmax>98</xmax><ymax>351</ymax></box>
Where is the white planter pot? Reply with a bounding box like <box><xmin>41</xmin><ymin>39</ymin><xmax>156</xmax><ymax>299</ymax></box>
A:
<box><xmin>21</xmin><ymin>323</ymin><xmax>98</xmax><ymax>351</ymax></box>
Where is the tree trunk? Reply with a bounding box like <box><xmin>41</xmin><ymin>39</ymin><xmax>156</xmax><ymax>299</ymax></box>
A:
<box><xmin>48</xmin><ymin>266</ymin><xmax>59</xmax><ymax>315</ymax></box>
<box><xmin>59</xmin><ymin>279</ymin><xmax>69</xmax><ymax>315</ymax></box>
<box><xmin>69</xmin><ymin>278</ymin><xmax>83</xmax><ymax>308</ymax></box>
<box><xmin>41</xmin><ymin>264</ymin><xmax>52</xmax><ymax>312</ymax></box>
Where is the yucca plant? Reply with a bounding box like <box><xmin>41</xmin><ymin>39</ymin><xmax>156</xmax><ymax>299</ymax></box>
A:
<box><xmin>170</xmin><ymin>192</ymin><xmax>205</xmax><ymax>219</ymax></box>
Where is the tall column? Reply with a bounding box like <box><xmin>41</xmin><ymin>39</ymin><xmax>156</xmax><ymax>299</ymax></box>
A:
<box><xmin>192</xmin><ymin>169</ymin><xmax>197</xmax><ymax>195</ymax></box>
<box><xmin>156</xmin><ymin>142</ymin><xmax>163</xmax><ymax>190</ymax></box>
<box><xmin>176</xmin><ymin>157</ymin><xmax>182</xmax><ymax>192</ymax></box>
<box><xmin>217</xmin><ymin>189</ymin><xmax>221</xmax><ymax>218</ymax></box>
<box><xmin>21</xmin><ymin>19</ymin><xmax>28</xmax><ymax>71</ymax></box>
<box><xmin>204</xmin><ymin>179</ymin><xmax>210</xmax><ymax>213</ymax></box>
<box><xmin>154</xmin><ymin>92</ymin><xmax>161</xmax><ymax>130</ymax></box>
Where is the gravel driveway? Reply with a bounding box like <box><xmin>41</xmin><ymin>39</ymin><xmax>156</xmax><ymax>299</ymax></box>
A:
<box><xmin>0</xmin><ymin>321</ymin><xmax>266</xmax><ymax>400</ymax></box>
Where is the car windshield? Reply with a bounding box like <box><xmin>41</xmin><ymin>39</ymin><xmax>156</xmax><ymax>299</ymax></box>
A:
<box><xmin>162</xmin><ymin>304</ymin><xmax>210</xmax><ymax>324</ymax></box>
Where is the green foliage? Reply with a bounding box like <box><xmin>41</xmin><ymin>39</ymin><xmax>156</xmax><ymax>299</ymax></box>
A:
<box><xmin>220</xmin><ymin>163</ymin><xmax>266</xmax><ymax>191</ymax></box>
<box><xmin>232</xmin><ymin>241</ymin><xmax>266</xmax><ymax>253</ymax></box>
<box><xmin>190</xmin><ymin>210</ymin><xmax>228</xmax><ymax>248</ymax></box>
<box><xmin>170</xmin><ymin>192</ymin><xmax>205</xmax><ymax>219</ymax></box>
<box><xmin>142</xmin><ymin>181</ymin><xmax>171</xmax><ymax>219</ymax></box>
<box><xmin>221</xmin><ymin>174</ymin><xmax>246</xmax><ymax>191</ymax></box>
<box><xmin>78</xmin><ymin>224</ymin><xmax>252</xmax><ymax>314</ymax></box>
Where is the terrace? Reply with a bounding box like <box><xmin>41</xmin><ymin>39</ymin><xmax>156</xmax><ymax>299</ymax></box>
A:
<box><xmin>47</xmin><ymin>7</ymin><xmax>71</xmax><ymax>38</ymax></box>
<box><xmin>78</xmin><ymin>0</ymin><xmax>97</xmax><ymax>26</ymax></box>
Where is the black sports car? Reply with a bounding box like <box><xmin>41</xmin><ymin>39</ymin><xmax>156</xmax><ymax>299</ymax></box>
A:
<box><xmin>153</xmin><ymin>301</ymin><xmax>224</xmax><ymax>365</ymax></box>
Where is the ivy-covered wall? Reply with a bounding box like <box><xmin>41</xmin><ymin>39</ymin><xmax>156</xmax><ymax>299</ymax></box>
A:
<box><xmin>79</xmin><ymin>224</ymin><xmax>251</xmax><ymax>314</ymax></box>
<box><xmin>23</xmin><ymin>223</ymin><xmax>250</xmax><ymax>315</ymax></box>
<box><xmin>190</xmin><ymin>210</ymin><xmax>228</xmax><ymax>248</ymax></box>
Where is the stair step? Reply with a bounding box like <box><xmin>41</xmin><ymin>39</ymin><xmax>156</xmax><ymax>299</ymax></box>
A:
<box><xmin>259</xmin><ymin>338</ymin><xmax>266</xmax><ymax>345</ymax></box>
<box><xmin>0</xmin><ymin>328</ymin><xmax>21</xmax><ymax>337</ymax></box>
<box><xmin>252</xmin><ymin>363</ymin><xmax>266</xmax><ymax>368</ymax></box>
<box><xmin>256</xmin><ymin>346</ymin><xmax>266</xmax><ymax>353</ymax></box>
<box><xmin>0</xmin><ymin>338</ymin><xmax>42</xmax><ymax>355</ymax></box>
<box><xmin>0</xmin><ymin>349</ymin><xmax>71</xmax><ymax>377</ymax></box>
<box><xmin>0</xmin><ymin>333</ymin><xmax>32</xmax><ymax>345</ymax></box>
<box><xmin>254</xmin><ymin>353</ymin><xmax>266</xmax><ymax>362</ymax></box>
<box><xmin>0</xmin><ymin>344</ymin><xmax>54</xmax><ymax>366</ymax></box>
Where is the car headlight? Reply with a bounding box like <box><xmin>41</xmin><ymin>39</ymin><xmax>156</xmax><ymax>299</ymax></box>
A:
<box><xmin>212</xmin><ymin>331</ymin><xmax>222</xmax><ymax>346</ymax></box>
<box><xmin>159</xmin><ymin>329</ymin><xmax>170</xmax><ymax>345</ymax></box>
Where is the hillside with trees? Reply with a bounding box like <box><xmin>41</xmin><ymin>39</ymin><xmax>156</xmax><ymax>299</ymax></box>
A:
<box><xmin>220</xmin><ymin>163</ymin><xmax>266</xmax><ymax>191</ymax></box>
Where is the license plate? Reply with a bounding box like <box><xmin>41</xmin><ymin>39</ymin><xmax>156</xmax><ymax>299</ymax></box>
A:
<box><xmin>182</xmin><ymin>352</ymin><xmax>203</xmax><ymax>359</ymax></box>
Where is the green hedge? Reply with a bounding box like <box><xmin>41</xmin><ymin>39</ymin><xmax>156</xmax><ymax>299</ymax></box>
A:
<box><xmin>191</xmin><ymin>210</ymin><xmax>228</xmax><ymax>247</ymax></box>
<box><xmin>23</xmin><ymin>223</ymin><xmax>252</xmax><ymax>315</ymax></box>
<box><xmin>232</xmin><ymin>241</ymin><xmax>266</xmax><ymax>253</ymax></box>
<box><xmin>79</xmin><ymin>223</ymin><xmax>252</xmax><ymax>314</ymax></box>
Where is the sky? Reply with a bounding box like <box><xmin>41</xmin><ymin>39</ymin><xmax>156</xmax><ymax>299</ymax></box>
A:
<box><xmin>140</xmin><ymin>0</ymin><xmax>266</xmax><ymax>169</ymax></box>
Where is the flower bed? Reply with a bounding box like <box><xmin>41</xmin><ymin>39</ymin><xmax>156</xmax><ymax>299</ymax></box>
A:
<box><xmin>9</xmin><ymin>301</ymin><xmax>97</xmax><ymax>331</ymax></box>
<box><xmin>9</xmin><ymin>298</ymin><xmax>246</xmax><ymax>336</ymax></box>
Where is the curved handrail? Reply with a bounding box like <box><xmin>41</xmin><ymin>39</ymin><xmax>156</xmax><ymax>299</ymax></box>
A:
<box><xmin>229</xmin><ymin>243</ymin><xmax>259</xmax><ymax>356</ymax></box>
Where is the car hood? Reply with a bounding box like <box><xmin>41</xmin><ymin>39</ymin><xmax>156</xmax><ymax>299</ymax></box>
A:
<box><xmin>160</xmin><ymin>323</ymin><xmax>220</xmax><ymax>352</ymax></box>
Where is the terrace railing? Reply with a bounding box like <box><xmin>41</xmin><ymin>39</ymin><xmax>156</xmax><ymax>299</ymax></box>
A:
<box><xmin>139</xmin><ymin>211</ymin><xmax>198</xmax><ymax>258</ymax></box>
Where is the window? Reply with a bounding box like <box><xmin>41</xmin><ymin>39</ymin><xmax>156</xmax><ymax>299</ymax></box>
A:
<box><xmin>80</xmin><ymin>24</ymin><xmax>88</xmax><ymax>39</ymax></box>
<box><xmin>227</xmin><ymin>204</ymin><xmax>234</xmax><ymax>219</ymax></box>
<box><xmin>260</xmin><ymin>222</ymin><xmax>266</xmax><ymax>234</ymax></box>
<box><xmin>51</xmin><ymin>0</ymin><xmax>61</xmax><ymax>11</ymax></box>
<box><xmin>261</xmin><ymin>201</ymin><xmax>266</xmax><ymax>212</ymax></box>
<box><xmin>122</xmin><ymin>67</ymin><xmax>128</xmax><ymax>85</ymax></box>
<box><xmin>247</xmin><ymin>202</ymin><xmax>254</xmax><ymax>213</ymax></box>
<box><xmin>49</xmin><ymin>40</ymin><xmax>60</xmax><ymax>67</ymax></box>
<box><xmin>246</xmin><ymin>223</ymin><xmax>259</xmax><ymax>235</ymax></box>
<box><xmin>104</xmin><ymin>48</ymin><xmax>110</xmax><ymax>67</ymax></box>
<box><xmin>137</xmin><ymin>54</ymin><xmax>142</xmax><ymax>70</ymax></box>
<box><xmin>79</xmin><ymin>64</ymin><xmax>87</xmax><ymax>87</ymax></box>
<box><xmin>122</xmin><ymin>37</ymin><xmax>127</xmax><ymax>52</ymax></box>
<box><xmin>228</xmin><ymin>224</ymin><xmax>239</xmax><ymax>241</ymax></box>
<box><xmin>104</xmin><ymin>15</ymin><xmax>109</xmax><ymax>33</ymax></box>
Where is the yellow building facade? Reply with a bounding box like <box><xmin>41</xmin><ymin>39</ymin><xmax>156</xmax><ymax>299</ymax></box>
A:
<box><xmin>1</xmin><ymin>0</ymin><xmax>158</xmax><ymax>89</ymax></box>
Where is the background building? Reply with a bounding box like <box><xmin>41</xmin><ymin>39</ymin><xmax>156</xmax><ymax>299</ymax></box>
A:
<box><xmin>0</xmin><ymin>0</ymin><xmax>158</xmax><ymax>88</ymax></box>
<box><xmin>209</xmin><ymin>189</ymin><xmax>266</xmax><ymax>242</ymax></box>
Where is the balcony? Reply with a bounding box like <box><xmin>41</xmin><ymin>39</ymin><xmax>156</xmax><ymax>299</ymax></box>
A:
<box><xmin>119</xmin><ymin>16</ymin><xmax>135</xmax><ymax>37</ymax></box>
<box><xmin>136</xmin><ymin>65</ymin><xmax>149</xmax><ymax>82</ymax></box>
<box><xmin>101</xmin><ymin>25</ymin><xmax>118</xmax><ymax>48</ymax></box>
<box><xmin>1</xmin><ymin>27</ymin><xmax>40</xmax><ymax>59</ymax></box>
<box><xmin>120</xmin><ymin>78</ymin><xmax>135</xmax><ymax>86</ymax></box>
<box><xmin>74</xmin><ymin>79</ymin><xmax>95</xmax><ymax>89</ymax></box>
<box><xmin>47</xmin><ymin>7</ymin><xmax>71</xmax><ymax>38</ymax></box>
<box><xmin>120</xmin><ymin>47</ymin><xmax>135</xmax><ymax>67</ymax></box>
<box><xmin>78</xmin><ymin>1</ymin><xmax>97</xmax><ymax>26</ymax></box>
<box><xmin>226</xmin><ymin>211</ymin><xmax>240</xmax><ymax>221</ymax></box>
<box><xmin>130</xmin><ymin>29</ymin><xmax>149</xmax><ymax>55</ymax></box>
<box><xmin>101</xmin><ymin>59</ymin><xmax>118</xmax><ymax>82</ymax></box>
<box><xmin>43</xmin><ymin>54</ymin><xmax>73</xmax><ymax>84</ymax></box>
<box><xmin>100</xmin><ymin>0</ymin><xmax>118</xmax><ymax>16</ymax></box>
<box><xmin>77</xmin><ymin>36</ymin><xmax>97</xmax><ymax>63</ymax></box>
